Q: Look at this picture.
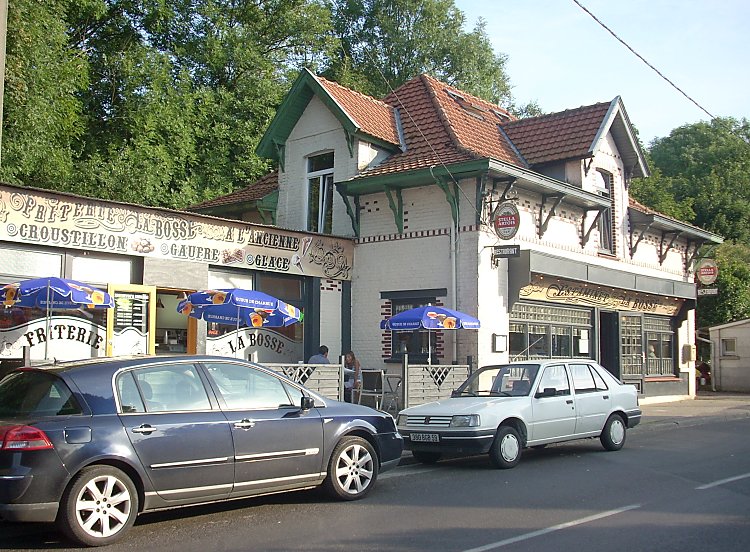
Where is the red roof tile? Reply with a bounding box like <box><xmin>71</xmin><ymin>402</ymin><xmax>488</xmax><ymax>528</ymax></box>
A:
<box><xmin>501</xmin><ymin>102</ymin><xmax>612</xmax><ymax>165</ymax></box>
<box><xmin>316</xmin><ymin>75</ymin><xmax>401</xmax><ymax>146</ymax></box>
<box><xmin>189</xmin><ymin>172</ymin><xmax>278</xmax><ymax>210</ymax></box>
<box><xmin>421</xmin><ymin>74</ymin><xmax>522</xmax><ymax>166</ymax></box>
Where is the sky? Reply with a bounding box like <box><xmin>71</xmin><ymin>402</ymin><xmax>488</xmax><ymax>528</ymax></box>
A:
<box><xmin>454</xmin><ymin>0</ymin><xmax>750</xmax><ymax>146</ymax></box>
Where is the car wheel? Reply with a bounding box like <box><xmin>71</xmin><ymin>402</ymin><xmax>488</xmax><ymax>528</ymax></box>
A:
<box><xmin>489</xmin><ymin>426</ymin><xmax>522</xmax><ymax>469</ymax></box>
<box><xmin>57</xmin><ymin>465</ymin><xmax>139</xmax><ymax>547</ymax></box>
<box><xmin>412</xmin><ymin>450</ymin><xmax>442</xmax><ymax>464</ymax></box>
<box><xmin>323</xmin><ymin>436</ymin><xmax>378</xmax><ymax>500</ymax></box>
<box><xmin>600</xmin><ymin>414</ymin><xmax>627</xmax><ymax>451</ymax></box>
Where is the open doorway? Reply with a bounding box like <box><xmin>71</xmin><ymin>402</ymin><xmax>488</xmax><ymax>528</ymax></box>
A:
<box><xmin>155</xmin><ymin>289</ymin><xmax>195</xmax><ymax>355</ymax></box>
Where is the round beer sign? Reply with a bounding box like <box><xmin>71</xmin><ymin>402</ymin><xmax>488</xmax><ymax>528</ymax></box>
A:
<box><xmin>696</xmin><ymin>258</ymin><xmax>718</xmax><ymax>285</ymax></box>
<box><xmin>492</xmin><ymin>202</ymin><xmax>520</xmax><ymax>240</ymax></box>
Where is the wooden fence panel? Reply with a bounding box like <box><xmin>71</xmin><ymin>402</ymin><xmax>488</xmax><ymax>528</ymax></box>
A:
<box><xmin>264</xmin><ymin>363</ymin><xmax>344</xmax><ymax>401</ymax></box>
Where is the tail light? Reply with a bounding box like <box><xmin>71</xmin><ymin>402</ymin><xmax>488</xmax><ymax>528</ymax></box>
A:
<box><xmin>0</xmin><ymin>425</ymin><xmax>54</xmax><ymax>451</ymax></box>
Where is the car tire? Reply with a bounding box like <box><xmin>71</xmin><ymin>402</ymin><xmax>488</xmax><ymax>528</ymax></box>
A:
<box><xmin>323</xmin><ymin>436</ymin><xmax>379</xmax><ymax>501</ymax></box>
<box><xmin>600</xmin><ymin>413</ymin><xmax>627</xmax><ymax>451</ymax></box>
<box><xmin>489</xmin><ymin>426</ymin><xmax>522</xmax><ymax>469</ymax></box>
<box><xmin>412</xmin><ymin>450</ymin><xmax>442</xmax><ymax>464</ymax></box>
<box><xmin>57</xmin><ymin>465</ymin><xmax>139</xmax><ymax>547</ymax></box>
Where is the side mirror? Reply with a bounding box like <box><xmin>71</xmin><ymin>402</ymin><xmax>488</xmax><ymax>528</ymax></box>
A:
<box><xmin>300</xmin><ymin>396</ymin><xmax>315</xmax><ymax>411</ymax></box>
<box><xmin>535</xmin><ymin>387</ymin><xmax>557</xmax><ymax>399</ymax></box>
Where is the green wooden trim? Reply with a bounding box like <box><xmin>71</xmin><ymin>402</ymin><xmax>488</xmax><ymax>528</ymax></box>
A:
<box><xmin>336</xmin><ymin>184</ymin><xmax>360</xmax><ymax>237</ymax></box>
<box><xmin>338</xmin><ymin>159</ymin><xmax>491</xmax><ymax>196</ymax></box>
<box><xmin>273</xmin><ymin>141</ymin><xmax>285</xmax><ymax>171</ymax></box>
<box><xmin>344</xmin><ymin>129</ymin><xmax>355</xmax><ymax>158</ymax></box>
<box><xmin>384</xmin><ymin>186</ymin><xmax>404</xmax><ymax>234</ymax></box>
<box><xmin>435</xmin><ymin>177</ymin><xmax>459</xmax><ymax>227</ymax></box>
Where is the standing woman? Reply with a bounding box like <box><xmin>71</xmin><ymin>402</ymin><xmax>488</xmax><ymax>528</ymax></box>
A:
<box><xmin>343</xmin><ymin>351</ymin><xmax>362</xmax><ymax>403</ymax></box>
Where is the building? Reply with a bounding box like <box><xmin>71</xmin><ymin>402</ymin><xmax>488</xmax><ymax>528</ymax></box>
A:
<box><xmin>0</xmin><ymin>182</ymin><xmax>353</xmax><ymax>373</ymax></box>
<box><xmin>708</xmin><ymin>319</ymin><xmax>750</xmax><ymax>392</ymax></box>
<box><xmin>192</xmin><ymin>69</ymin><xmax>722</xmax><ymax>401</ymax></box>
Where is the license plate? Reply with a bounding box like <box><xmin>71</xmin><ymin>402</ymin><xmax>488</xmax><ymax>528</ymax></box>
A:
<box><xmin>410</xmin><ymin>433</ymin><xmax>439</xmax><ymax>443</ymax></box>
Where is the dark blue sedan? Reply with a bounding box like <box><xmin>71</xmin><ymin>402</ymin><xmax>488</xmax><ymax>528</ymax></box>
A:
<box><xmin>0</xmin><ymin>355</ymin><xmax>403</xmax><ymax>546</ymax></box>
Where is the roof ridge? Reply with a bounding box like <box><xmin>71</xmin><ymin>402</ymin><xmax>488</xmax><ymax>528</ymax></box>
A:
<box><xmin>316</xmin><ymin>74</ymin><xmax>395</xmax><ymax>111</ymax></box>
<box><xmin>503</xmin><ymin>99</ymin><xmax>614</xmax><ymax>127</ymax></box>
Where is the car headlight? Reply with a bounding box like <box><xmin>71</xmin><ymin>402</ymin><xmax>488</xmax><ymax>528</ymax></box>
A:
<box><xmin>396</xmin><ymin>414</ymin><xmax>407</xmax><ymax>426</ymax></box>
<box><xmin>450</xmin><ymin>414</ymin><xmax>480</xmax><ymax>427</ymax></box>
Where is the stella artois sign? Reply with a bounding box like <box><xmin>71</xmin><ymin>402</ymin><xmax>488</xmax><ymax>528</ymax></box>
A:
<box><xmin>696</xmin><ymin>259</ymin><xmax>718</xmax><ymax>286</ymax></box>
<box><xmin>492</xmin><ymin>201</ymin><xmax>520</xmax><ymax>240</ymax></box>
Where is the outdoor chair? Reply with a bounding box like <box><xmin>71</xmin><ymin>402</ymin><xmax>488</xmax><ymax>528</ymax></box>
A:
<box><xmin>357</xmin><ymin>370</ymin><xmax>384</xmax><ymax>410</ymax></box>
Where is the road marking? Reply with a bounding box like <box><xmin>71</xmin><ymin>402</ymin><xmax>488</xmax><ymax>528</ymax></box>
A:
<box><xmin>696</xmin><ymin>472</ymin><xmax>750</xmax><ymax>490</ymax></box>
<box><xmin>460</xmin><ymin>504</ymin><xmax>642</xmax><ymax>552</ymax></box>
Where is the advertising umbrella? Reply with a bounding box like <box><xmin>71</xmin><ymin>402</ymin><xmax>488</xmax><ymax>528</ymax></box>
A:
<box><xmin>177</xmin><ymin>289</ymin><xmax>302</xmax><ymax>357</ymax></box>
<box><xmin>1</xmin><ymin>277</ymin><xmax>114</xmax><ymax>359</ymax></box>
<box><xmin>380</xmin><ymin>305</ymin><xmax>480</xmax><ymax>364</ymax></box>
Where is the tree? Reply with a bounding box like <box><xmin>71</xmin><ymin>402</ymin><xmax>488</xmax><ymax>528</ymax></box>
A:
<box><xmin>696</xmin><ymin>242</ymin><xmax>750</xmax><ymax>328</ymax></box>
<box><xmin>632</xmin><ymin>117</ymin><xmax>750</xmax><ymax>328</ymax></box>
<box><xmin>326</xmin><ymin>0</ymin><xmax>515</xmax><ymax>107</ymax></box>
<box><xmin>648</xmin><ymin>117</ymin><xmax>750</xmax><ymax>244</ymax></box>
<box><xmin>0</xmin><ymin>0</ymin><xmax>89</xmax><ymax>187</ymax></box>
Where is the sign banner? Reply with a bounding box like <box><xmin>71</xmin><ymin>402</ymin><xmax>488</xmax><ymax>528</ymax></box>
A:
<box><xmin>0</xmin><ymin>185</ymin><xmax>353</xmax><ymax>281</ymax></box>
<box><xmin>207</xmin><ymin>328</ymin><xmax>303</xmax><ymax>363</ymax></box>
<box><xmin>0</xmin><ymin>316</ymin><xmax>107</xmax><ymax>361</ymax></box>
<box><xmin>519</xmin><ymin>275</ymin><xmax>683</xmax><ymax>316</ymax></box>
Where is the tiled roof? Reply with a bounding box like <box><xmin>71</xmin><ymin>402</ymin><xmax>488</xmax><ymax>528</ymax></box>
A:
<box><xmin>501</xmin><ymin>102</ymin><xmax>612</xmax><ymax>165</ymax></box>
<box><xmin>353</xmin><ymin>75</ymin><xmax>480</xmax><ymax>179</ymax></box>
<box><xmin>189</xmin><ymin>172</ymin><xmax>278</xmax><ymax>210</ymax></box>
<box><xmin>316</xmin><ymin>75</ymin><xmax>401</xmax><ymax>146</ymax></box>
<box><xmin>422</xmin><ymin>74</ymin><xmax>522</xmax><ymax>166</ymax></box>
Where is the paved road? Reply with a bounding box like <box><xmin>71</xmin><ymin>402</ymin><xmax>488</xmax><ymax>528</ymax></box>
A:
<box><xmin>2</xmin><ymin>393</ymin><xmax>749</xmax><ymax>551</ymax></box>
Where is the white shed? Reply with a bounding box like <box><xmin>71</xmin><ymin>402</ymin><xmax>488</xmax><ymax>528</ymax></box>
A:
<box><xmin>708</xmin><ymin>318</ymin><xmax>750</xmax><ymax>392</ymax></box>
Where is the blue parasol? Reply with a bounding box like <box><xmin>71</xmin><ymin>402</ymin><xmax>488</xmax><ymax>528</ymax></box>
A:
<box><xmin>177</xmin><ymin>289</ymin><xmax>301</xmax><ymax>327</ymax></box>
<box><xmin>380</xmin><ymin>305</ymin><xmax>480</xmax><ymax>364</ymax></box>
<box><xmin>1</xmin><ymin>277</ymin><xmax>114</xmax><ymax>359</ymax></box>
<box><xmin>177</xmin><ymin>289</ymin><xmax>302</xmax><ymax>357</ymax></box>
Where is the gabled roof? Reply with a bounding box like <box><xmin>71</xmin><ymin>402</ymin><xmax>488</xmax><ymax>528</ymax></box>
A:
<box><xmin>351</xmin><ymin>74</ymin><xmax>523</xmax><ymax>180</ymax></box>
<box><xmin>189</xmin><ymin>172</ymin><xmax>278</xmax><ymax>212</ymax></box>
<box><xmin>502</xmin><ymin>97</ymin><xmax>648</xmax><ymax>178</ymax></box>
<box><xmin>256</xmin><ymin>69</ymin><xmax>401</xmax><ymax>161</ymax></box>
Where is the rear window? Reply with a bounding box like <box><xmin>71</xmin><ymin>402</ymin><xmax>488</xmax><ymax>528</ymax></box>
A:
<box><xmin>0</xmin><ymin>371</ymin><xmax>83</xmax><ymax>417</ymax></box>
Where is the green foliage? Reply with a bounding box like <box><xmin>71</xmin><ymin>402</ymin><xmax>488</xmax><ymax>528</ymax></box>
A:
<box><xmin>697</xmin><ymin>242</ymin><xmax>750</xmax><ymax>328</ymax></box>
<box><xmin>0</xmin><ymin>0</ymin><xmax>89</xmax><ymax>187</ymax></box>
<box><xmin>635</xmin><ymin>117</ymin><xmax>750</xmax><ymax>328</ymax></box>
<box><xmin>326</xmin><ymin>0</ymin><xmax>513</xmax><ymax>105</ymax></box>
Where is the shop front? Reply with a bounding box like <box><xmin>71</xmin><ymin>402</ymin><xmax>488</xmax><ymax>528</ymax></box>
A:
<box><xmin>0</xmin><ymin>183</ymin><xmax>353</xmax><ymax>372</ymax></box>
<box><xmin>508</xmin><ymin>251</ymin><xmax>695</xmax><ymax>396</ymax></box>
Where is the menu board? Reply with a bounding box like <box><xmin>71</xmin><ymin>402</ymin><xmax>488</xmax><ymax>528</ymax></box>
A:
<box><xmin>114</xmin><ymin>292</ymin><xmax>149</xmax><ymax>332</ymax></box>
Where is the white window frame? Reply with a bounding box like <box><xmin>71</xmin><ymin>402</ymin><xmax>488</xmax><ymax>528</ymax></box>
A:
<box><xmin>306</xmin><ymin>153</ymin><xmax>334</xmax><ymax>234</ymax></box>
<box><xmin>596</xmin><ymin>170</ymin><xmax>614</xmax><ymax>254</ymax></box>
<box><xmin>721</xmin><ymin>337</ymin><xmax>737</xmax><ymax>356</ymax></box>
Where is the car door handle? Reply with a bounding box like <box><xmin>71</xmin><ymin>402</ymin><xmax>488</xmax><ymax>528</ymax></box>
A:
<box><xmin>566</xmin><ymin>399</ymin><xmax>574</xmax><ymax>405</ymax></box>
<box><xmin>234</xmin><ymin>419</ymin><xmax>256</xmax><ymax>430</ymax></box>
<box><xmin>132</xmin><ymin>424</ymin><xmax>157</xmax><ymax>434</ymax></box>
<box><xmin>603</xmin><ymin>395</ymin><xmax>609</xmax><ymax>399</ymax></box>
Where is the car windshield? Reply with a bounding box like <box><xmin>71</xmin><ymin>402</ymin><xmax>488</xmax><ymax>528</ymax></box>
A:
<box><xmin>453</xmin><ymin>364</ymin><xmax>540</xmax><ymax>397</ymax></box>
<box><xmin>0</xmin><ymin>370</ymin><xmax>83</xmax><ymax>418</ymax></box>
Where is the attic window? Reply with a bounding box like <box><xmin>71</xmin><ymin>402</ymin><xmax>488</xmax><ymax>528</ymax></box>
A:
<box><xmin>492</xmin><ymin>109</ymin><xmax>512</xmax><ymax>122</ymax></box>
<box><xmin>446</xmin><ymin>89</ymin><xmax>488</xmax><ymax>120</ymax></box>
<box><xmin>446</xmin><ymin>90</ymin><xmax>465</xmax><ymax>101</ymax></box>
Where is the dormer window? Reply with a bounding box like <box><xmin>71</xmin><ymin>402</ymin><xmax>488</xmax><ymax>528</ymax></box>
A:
<box><xmin>307</xmin><ymin>152</ymin><xmax>334</xmax><ymax>234</ymax></box>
